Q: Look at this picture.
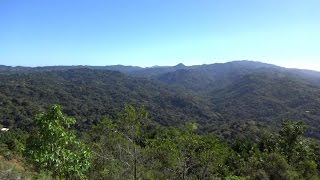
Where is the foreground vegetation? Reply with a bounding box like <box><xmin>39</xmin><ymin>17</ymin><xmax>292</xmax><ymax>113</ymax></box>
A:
<box><xmin>1</xmin><ymin>104</ymin><xmax>320</xmax><ymax>179</ymax></box>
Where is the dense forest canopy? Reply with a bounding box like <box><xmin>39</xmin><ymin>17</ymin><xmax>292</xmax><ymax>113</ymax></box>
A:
<box><xmin>1</xmin><ymin>61</ymin><xmax>320</xmax><ymax>139</ymax></box>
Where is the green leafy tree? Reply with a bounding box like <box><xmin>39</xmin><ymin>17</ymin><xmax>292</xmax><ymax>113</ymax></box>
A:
<box><xmin>145</xmin><ymin>122</ymin><xmax>232</xmax><ymax>179</ymax></box>
<box><xmin>262</xmin><ymin>152</ymin><xmax>297</xmax><ymax>180</ymax></box>
<box><xmin>25</xmin><ymin>105</ymin><xmax>92</xmax><ymax>179</ymax></box>
<box><xmin>144</xmin><ymin>127</ymin><xmax>186</xmax><ymax>179</ymax></box>
<box><xmin>194</xmin><ymin>134</ymin><xmax>232</xmax><ymax>179</ymax></box>
<box><xmin>279</xmin><ymin>120</ymin><xmax>307</xmax><ymax>162</ymax></box>
<box><xmin>88</xmin><ymin>117</ymin><xmax>130</xmax><ymax>179</ymax></box>
<box><xmin>88</xmin><ymin>105</ymin><xmax>150</xmax><ymax>179</ymax></box>
<box><xmin>116</xmin><ymin>105</ymin><xmax>149</xmax><ymax>180</ymax></box>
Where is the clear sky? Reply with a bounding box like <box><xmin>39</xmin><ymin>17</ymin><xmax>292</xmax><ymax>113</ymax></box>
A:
<box><xmin>1</xmin><ymin>0</ymin><xmax>319</xmax><ymax>70</ymax></box>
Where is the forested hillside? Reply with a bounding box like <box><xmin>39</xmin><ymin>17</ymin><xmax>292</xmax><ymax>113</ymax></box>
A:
<box><xmin>0</xmin><ymin>69</ymin><xmax>219</xmax><ymax>131</ymax></box>
<box><xmin>1</xmin><ymin>61</ymin><xmax>320</xmax><ymax>138</ymax></box>
<box><xmin>2</xmin><ymin>61</ymin><xmax>320</xmax><ymax>179</ymax></box>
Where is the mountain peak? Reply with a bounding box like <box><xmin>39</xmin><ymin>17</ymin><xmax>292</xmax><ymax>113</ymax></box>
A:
<box><xmin>175</xmin><ymin>63</ymin><xmax>186</xmax><ymax>68</ymax></box>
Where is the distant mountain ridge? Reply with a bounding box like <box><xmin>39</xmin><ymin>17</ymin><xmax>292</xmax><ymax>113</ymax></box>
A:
<box><xmin>1</xmin><ymin>60</ymin><xmax>317</xmax><ymax>77</ymax></box>
<box><xmin>1</xmin><ymin>60</ymin><xmax>320</xmax><ymax>139</ymax></box>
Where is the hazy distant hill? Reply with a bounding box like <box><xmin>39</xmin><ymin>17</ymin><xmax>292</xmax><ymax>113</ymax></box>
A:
<box><xmin>1</xmin><ymin>61</ymin><xmax>320</xmax><ymax>139</ymax></box>
<box><xmin>151</xmin><ymin>61</ymin><xmax>280</xmax><ymax>92</ymax></box>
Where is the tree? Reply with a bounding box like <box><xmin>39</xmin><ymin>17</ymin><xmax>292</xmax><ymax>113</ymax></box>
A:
<box><xmin>88</xmin><ymin>105</ymin><xmax>150</xmax><ymax>179</ymax></box>
<box><xmin>25</xmin><ymin>105</ymin><xmax>92</xmax><ymax>179</ymax></box>
<box><xmin>145</xmin><ymin>122</ymin><xmax>232</xmax><ymax>179</ymax></box>
<box><xmin>116</xmin><ymin>105</ymin><xmax>149</xmax><ymax>180</ymax></box>
<box><xmin>194</xmin><ymin>134</ymin><xmax>232</xmax><ymax>179</ymax></box>
<box><xmin>88</xmin><ymin>117</ymin><xmax>130</xmax><ymax>179</ymax></box>
<box><xmin>144</xmin><ymin>127</ymin><xmax>186</xmax><ymax>179</ymax></box>
<box><xmin>279</xmin><ymin>120</ymin><xmax>307</xmax><ymax>162</ymax></box>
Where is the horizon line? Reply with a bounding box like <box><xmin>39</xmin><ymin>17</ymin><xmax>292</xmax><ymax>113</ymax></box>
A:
<box><xmin>1</xmin><ymin>60</ymin><xmax>320</xmax><ymax>72</ymax></box>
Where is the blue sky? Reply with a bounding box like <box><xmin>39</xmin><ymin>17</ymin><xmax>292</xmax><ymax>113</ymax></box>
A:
<box><xmin>1</xmin><ymin>0</ymin><xmax>319</xmax><ymax>70</ymax></box>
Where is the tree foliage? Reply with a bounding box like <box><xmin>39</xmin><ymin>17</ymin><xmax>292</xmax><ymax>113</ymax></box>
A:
<box><xmin>89</xmin><ymin>105</ymin><xmax>150</xmax><ymax>179</ymax></box>
<box><xmin>25</xmin><ymin>105</ymin><xmax>91</xmax><ymax>179</ymax></box>
<box><xmin>2</xmin><ymin>104</ymin><xmax>320</xmax><ymax>179</ymax></box>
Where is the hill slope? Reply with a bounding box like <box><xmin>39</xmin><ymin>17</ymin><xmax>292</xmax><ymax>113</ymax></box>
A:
<box><xmin>0</xmin><ymin>69</ymin><xmax>219</xmax><ymax>130</ymax></box>
<box><xmin>1</xmin><ymin>61</ymin><xmax>320</xmax><ymax>139</ymax></box>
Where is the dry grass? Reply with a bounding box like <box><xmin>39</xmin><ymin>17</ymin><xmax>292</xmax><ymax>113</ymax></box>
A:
<box><xmin>0</xmin><ymin>156</ymin><xmax>32</xmax><ymax>180</ymax></box>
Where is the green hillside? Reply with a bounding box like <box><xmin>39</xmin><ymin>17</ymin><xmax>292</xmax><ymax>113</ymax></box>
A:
<box><xmin>1</xmin><ymin>61</ymin><xmax>320</xmax><ymax>139</ymax></box>
<box><xmin>0</xmin><ymin>68</ymin><xmax>219</xmax><ymax>131</ymax></box>
<box><xmin>2</xmin><ymin>61</ymin><xmax>320</xmax><ymax>179</ymax></box>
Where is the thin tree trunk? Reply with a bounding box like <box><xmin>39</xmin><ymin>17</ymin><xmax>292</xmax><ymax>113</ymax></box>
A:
<box><xmin>200</xmin><ymin>165</ymin><xmax>209</xmax><ymax>180</ymax></box>
<box><xmin>134</xmin><ymin>146</ymin><xmax>137</xmax><ymax>180</ymax></box>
